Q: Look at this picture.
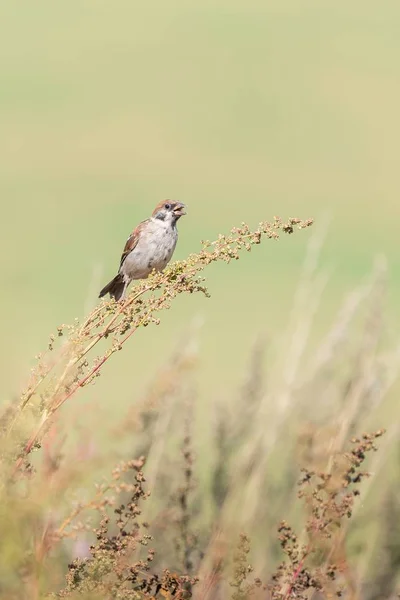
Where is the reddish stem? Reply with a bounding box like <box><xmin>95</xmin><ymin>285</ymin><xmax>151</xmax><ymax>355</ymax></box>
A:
<box><xmin>283</xmin><ymin>548</ymin><xmax>310</xmax><ymax>600</ymax></box>
<box><xmin>13</xmin><ymin>323</ymin><xmax>140</xmax><ymax>475</ymax></box>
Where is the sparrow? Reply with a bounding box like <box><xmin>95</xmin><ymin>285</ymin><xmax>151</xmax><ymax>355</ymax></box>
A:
<box><xmin>99</xmin><ymin>200</ymin><xmax>187</xmax><ymax>301</ymax></box>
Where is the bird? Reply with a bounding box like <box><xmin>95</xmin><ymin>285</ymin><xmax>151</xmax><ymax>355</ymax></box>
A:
<box><xmin>99</xmin><ymin>200</ymin><xmax>187</xmax><ymax>301</ymax></box>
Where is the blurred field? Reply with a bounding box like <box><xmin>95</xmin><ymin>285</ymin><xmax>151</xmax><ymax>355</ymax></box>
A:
<box><xmin>1</xmin><ymin>0</ymin><xmax>400</xmax><ymax>398</ymax></box>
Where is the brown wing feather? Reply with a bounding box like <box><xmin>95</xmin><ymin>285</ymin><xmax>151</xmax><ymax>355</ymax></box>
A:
<box><xmin>119</xmin><ymin>219</ymin><xmax>149</xmax><ymax>269</ymax></box>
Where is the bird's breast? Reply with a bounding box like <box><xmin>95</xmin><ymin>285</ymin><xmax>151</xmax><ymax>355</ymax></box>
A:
<box><xmin>121</xmin><ymin>225</ymin><xmax>178</xmax><ymax>280</ymax></box>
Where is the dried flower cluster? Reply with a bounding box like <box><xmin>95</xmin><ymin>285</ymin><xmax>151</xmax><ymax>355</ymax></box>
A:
<box><xmin>230</xmin><ymin>534</ymin><xmax>262</xmax><ymax>600</ymax></box>
<box><xmin>269</xmin><ymin>430</ymin><xmax>386</xmax><ymax>599</ymax></box>
<box><xmin>55</xmin><ymin>456</ymin><xmax>198</xmax><ymax>599</ymax></box>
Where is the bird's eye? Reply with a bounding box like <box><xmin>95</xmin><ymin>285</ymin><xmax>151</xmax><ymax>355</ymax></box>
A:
<box><xmin>164</xmin><ymin>203</ymin><xmax>171</xmax><ymax>210</ymax></box>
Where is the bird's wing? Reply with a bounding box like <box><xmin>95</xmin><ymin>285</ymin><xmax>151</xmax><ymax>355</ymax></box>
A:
<box><xmin>119</xmin><ymin>219</ymin><xmax>149</xmax><ymax>269</ymax></box>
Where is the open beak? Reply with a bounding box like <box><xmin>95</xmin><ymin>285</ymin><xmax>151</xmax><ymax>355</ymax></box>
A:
<box><xmin>173</xmin><ymin>202</ymin><xmax>187</xmax><ymax>217</ymax></box>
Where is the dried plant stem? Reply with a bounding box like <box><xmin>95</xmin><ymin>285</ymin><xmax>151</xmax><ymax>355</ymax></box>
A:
<box><xmin>8</xmin><ymin>216</ymin><xmax>313</xmax><ymax>475</ymax></box>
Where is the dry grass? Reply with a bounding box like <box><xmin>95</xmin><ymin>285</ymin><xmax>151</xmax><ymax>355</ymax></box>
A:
<box><xmin>1</xmin><ymin>215</ymin><xmax>400</xmax><ymax>599</ymax></box>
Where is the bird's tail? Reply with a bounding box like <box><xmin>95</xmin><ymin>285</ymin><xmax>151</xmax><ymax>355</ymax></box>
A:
<box><xmin>99</xmin><ymin>274</ymin><xmax>126</xmax><ymax>301</ymax></box>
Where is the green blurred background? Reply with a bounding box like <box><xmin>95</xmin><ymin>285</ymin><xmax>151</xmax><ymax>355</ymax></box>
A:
<box><xmin>1</xmin><ymin>0</ymin><xmax>400</xmax><ymax>411</ymax></box>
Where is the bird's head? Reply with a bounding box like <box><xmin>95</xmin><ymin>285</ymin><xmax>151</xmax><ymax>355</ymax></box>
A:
<box><xmin>152</xmin><ymin>200</ymin><xmax>187</xmax><ymax>224</ymax></box>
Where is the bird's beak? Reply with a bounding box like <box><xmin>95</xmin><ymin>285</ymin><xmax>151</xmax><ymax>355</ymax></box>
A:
<box><xmin>173</xmin><ymin>202</ymin><xmax>187</xmax><ymax>217</ymax></box>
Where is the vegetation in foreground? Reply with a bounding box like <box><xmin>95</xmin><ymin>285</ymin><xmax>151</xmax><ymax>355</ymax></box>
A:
<box><xmin>1</xmin><ymin>216</ymin><xmax>399</xmax><ymax>599</ymax></box>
